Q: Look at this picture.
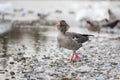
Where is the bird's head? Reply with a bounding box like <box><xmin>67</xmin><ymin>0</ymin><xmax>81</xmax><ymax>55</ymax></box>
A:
<box><xmin>108</xmin><ymin>9</ymin><xmax>112</xmax><ymax>14</ymax></box>
<box><xmin>55</xmin><ymin>20</ymin><xmax>70</xmax><ymax>33</ymax></box>
<box><xmin>104</xmin><ymin>18</ymin><xmax>109</xmax><ymax>22</ymax></box>
<box><xmin>86</xmin><ymin>19</ymin><xmax>91</xmax><ymax>24</ymax></box>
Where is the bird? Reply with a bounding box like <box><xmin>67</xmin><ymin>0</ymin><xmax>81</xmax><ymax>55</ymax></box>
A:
<box><xmin>56</xmin><ymin>20</ymin><xmax>93</xmax><ymax>62</ymax></box>
<box><xmin>55</xmin><ymin>9</ymin><xmax>62</xmax><ymax>14</ymax></box>
<box><xmin>108</xmin><ymin>9</ymin><xmax>117</xmax><ymax>22</ymax></box>
<box><xmin>37</xmin><ymin>12</ymin><xmax>50</xmax><ymax>19</ymax></box>
<box><xmin>86</xmin><ymin>19</ymin><xmax>101</xmax><ymax>33</ymax></box>
<box><xmin>102</xmin><ymin>20</ymin><xmax>120</xmax><ymax>28</ymax></box>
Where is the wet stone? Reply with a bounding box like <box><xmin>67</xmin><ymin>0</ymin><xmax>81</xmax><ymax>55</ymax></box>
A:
<box><xmin>17</xmin><ymin>52</ymin><xmax>25</xmax><ymax>56</ymax></box>
<box><xmin>9</xmin><ymin>62</ymin><xmax>14</xmax><ymax>64</ymax></box>
<box><xmin>11</xmin><ymin>76</ymin><xmax>15</xmax><ymax>79</ymax></box>
<box><xmin>34</xmin><ymin>67</ymin><xmax>45</xmax><ymax>73</ymax></box>
<box><xmin>10</xmin><ymin>71</ymin><xmax>15</xmax><ymax>75</ymax></box>
<box><xmin>110</xmin><ymin>62</ymin><xmax>118</xmax><ymax>65</ymax></box>
<box><xmin>37</xmin><ymin>76</ymin><xmax>47</xmax><ymax>80</ymax></box>
<box><xmin>96</xmin><ymin>75</ymin><xmax>105</xmax><ymax>80</ymax></box>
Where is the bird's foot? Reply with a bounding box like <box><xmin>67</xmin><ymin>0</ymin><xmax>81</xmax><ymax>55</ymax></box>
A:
<box><xmin>73</xmin><ymin>54</ymin><xmax>80</xmax><ymax>61</ymax></box>
<box><xmin>68</xmin><ymin>59</ymin><xmax>73</xmax><ymax>63</ymax></box>
<box><xmin>68</xmin><ymin>54</ymin><xmax>80</xmax><ymax>62</ymax></box>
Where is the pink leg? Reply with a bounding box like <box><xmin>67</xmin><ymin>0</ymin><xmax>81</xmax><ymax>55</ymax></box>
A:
<box><xmin>68</xmin><ymin>52</ymin><xmax>75</xmax><ymax>62</ymax></box>
<box><xmin>68</xmin><ymin>51</ymin><xmax>80</xmax><ymax>62</ymax></box>
<box><xmin>73</xmin><ymin>51</ymin><xmax>80</xmax><ymax>61</ymax></box>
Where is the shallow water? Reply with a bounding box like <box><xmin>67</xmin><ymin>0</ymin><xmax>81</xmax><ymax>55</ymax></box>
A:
<box><xmin>0</xmin><ymin>25</ymin><xmax>50</xmax><ymax>56</ymax></box>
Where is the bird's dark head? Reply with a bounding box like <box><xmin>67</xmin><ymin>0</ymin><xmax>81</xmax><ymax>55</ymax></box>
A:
<box><xmin>86</xmin><ymin>19</ymin><xmax>91</xmax><ymax>24</ymax></box>
<box><xmin>86</xmin><ymin>19</ymin><xmax>94</xmax><ymax>26</ymax></box>
<box><xmin>55</xmin><ymin>20</ymin><xmax>70</xmax><ymax>33</ymax></box>
<box><xmin>56</xmin><ymin>20</ymin><xmax>69</xmax><ymax>27</ymax></box>
<box><xmin>104</xmin><ymin>18</ymin><xmax>109</xmax><ymax>22</ymax></box>
<box><xmin>108</xmin><ymin>9</ymin><xmax>111</xmax><ymax>13</ymax></box>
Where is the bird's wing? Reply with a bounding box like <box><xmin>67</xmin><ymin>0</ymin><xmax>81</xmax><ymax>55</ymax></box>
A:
<box><xmin>65</xmin><ymin>32</ymin><xmax>92</xmax><ymax>43</ymax></box>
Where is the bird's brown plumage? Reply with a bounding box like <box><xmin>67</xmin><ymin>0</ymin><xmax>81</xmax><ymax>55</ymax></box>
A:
<box><xmin>86</xmin><ymin>20</ymin><xmax>101</xmax><ymax>33</ymax></box>
<box><xmin>56</xmin><ymin>20</ymin><xmax>94</xmax><ymax>62</ymax></box>
<box><xmin>56</xmin><ymin>20</ymin><xmax>93</xmax><ymax>51</ymax></box>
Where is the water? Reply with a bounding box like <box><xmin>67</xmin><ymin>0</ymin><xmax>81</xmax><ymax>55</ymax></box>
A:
<box><xmin>0</xmin><ymin>25</ymin><xmax>50</xmax><ymax>57</ymax></box>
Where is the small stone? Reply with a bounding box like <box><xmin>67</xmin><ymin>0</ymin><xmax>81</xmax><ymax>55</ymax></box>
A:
<box><xmin>96</xmin><ymin>75</ymin><xmax>105</xmax><ymax>80</ymax></box>
<box><xmin>37</xmin><ymin>76</ymin><xmax>47</xmax><ymax>80</ymax></box>
<box><xmin>17</xmin><ymin>52</ymin><xmax>25</xmax><ymax>55</ymax></box>
<box><xmin>78</xmin><ymin>65</ymin><xmax>92</xmax><ymax>72</ymax></box>
<box><xmin>10</xmin><ymin>71</ymin><xmax>15</xmax><ymax>75</ymax></box>
<box><xmin>34</xmin><ymin>67</ymin><xmax>45</xmax><ymax>73</ymax></box>
<box><xmin>9</xmin><ymin>62</ymin><xmax>14</xmax><ymax>64</ymax></box>
<box><xmin>89</xmin><ymin>46</ymin><xmax>94</xmax><ymax>48</ymax></box>
<box><xmin>11</xmin><ymin>76</ymin><xmax>15</xmax><ymax>79</ymax></box>
<box><xmin>110</xmin><ymin>62</ymin><xmax>118</xmax><ymax>65</ymax></box>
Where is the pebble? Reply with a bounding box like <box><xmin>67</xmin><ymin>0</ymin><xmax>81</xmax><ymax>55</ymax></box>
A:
<box><xmin>96</xmin><ymin>75</ymin><xmax>105</xmax><ymax>80</ymax></box>
<box><xmin>34</xmin><ymin>67</ymin><xmax>45</xmax><ymax>73</ymax></box>
<box><xmin>17</xmin><ymin>52</ymin><xmax>25</xmax><ymax>56</ymax></box>
<box><xmin>78</xmin><ymin>65</ymin><xmax>92</xmax><ymax>72</ymax></box>
<box><xmin>9</xmin><ymin>62</ymin><xmax>14</xmax><ymax>64</ymax></box>
<box><xmin>10</xmin><ymin>71</ymin><xmax>15</xmax><ymax>75</ymax></box>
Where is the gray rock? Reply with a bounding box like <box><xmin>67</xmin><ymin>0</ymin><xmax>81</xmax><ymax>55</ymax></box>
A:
<box><xmin>34</xmin><ymin>67</ymin><xmax>45</xmax><ymax>73</ymax></box>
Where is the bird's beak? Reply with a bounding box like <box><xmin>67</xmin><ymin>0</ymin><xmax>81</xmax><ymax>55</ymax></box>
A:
<box><xmin>55</xmin><ymin>22</ymin><xmax>61</xmax><ymax>27</ymax></box>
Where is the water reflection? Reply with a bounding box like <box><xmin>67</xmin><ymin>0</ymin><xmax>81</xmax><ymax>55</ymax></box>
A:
<box><xmin>0</xmin><ymin>24</ymin><xmax>49</xmax><ymax>58</ymax></box>
<box><xmin>31</xmin><ymin>27</ymin><xmax>48</xmax><ymax>54</ymax></box>
<box><xmin>7</xmin><ymin>27</ymin><xmax>22</xmax><ymax>40</ymax></box>
<box><xmin>0</xmin><ymin>36</ymin><xmax>8</xmax><ymax>57</ymax></box>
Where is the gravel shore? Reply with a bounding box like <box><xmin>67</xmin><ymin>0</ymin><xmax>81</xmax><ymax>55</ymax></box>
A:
<box><xmin>0</xmin><ymin>0</ymin><xmax>120</xmax><ymax>80</ymax></box>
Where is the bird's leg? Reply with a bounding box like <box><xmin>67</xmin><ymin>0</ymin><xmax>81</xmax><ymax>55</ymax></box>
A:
<box><xmin>73</xmin><ymin>51</ymin><xmax>80</xmax><ymax>61</ymax></box>
<box><xmin>68</xmin><ymin>51</ymin><xmax>75</xmax><ymax>62</ymax></box>
<box><xmin>96</xmin><ymin>32</ymin><xmax>100</xmax><ymax>38</ymax></box>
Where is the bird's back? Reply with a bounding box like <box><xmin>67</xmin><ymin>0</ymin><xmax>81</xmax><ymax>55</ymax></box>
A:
<box><xmin>102</xmin><ymin>20</ymin><xmax>119</xmax><ymax>28</ymax></box>
<box><xmin>65</xmin><ymin>32</ymin><xmax>90</xmax><ymax>43</ymax></box>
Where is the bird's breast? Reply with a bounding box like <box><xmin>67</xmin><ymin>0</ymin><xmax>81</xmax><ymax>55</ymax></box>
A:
<box><xmin>57</xmin><ymin>33</ymin><xmax>82</xmax><ymax>50</ymax></box>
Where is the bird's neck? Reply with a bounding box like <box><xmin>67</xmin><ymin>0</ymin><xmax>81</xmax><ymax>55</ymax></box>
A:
<box><xmin>88</xmin><ymin>22</ymin><xmax>94</xmax><ymax>26</ymax></box>
<box><xmin>59</xmin><ymin>31</ymin><xmax>66</xmax><ymax>35</ymax></box>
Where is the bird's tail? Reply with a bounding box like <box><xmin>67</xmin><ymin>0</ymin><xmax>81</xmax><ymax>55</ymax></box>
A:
<box><xmin>82</xmin><ymin>34</ymin><xmax>94</xmax><ymax>37</ymax></box>
<box><xmin>102</xmin><ymin>24</ymin><xmax>114</xmax><ymax>28</ymax></box>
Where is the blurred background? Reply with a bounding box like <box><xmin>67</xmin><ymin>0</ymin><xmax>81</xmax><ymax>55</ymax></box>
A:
<box><xmin>0</xmin><ymin>0</ymin><xmax>120</xmax><ymax>80</ymax></box>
